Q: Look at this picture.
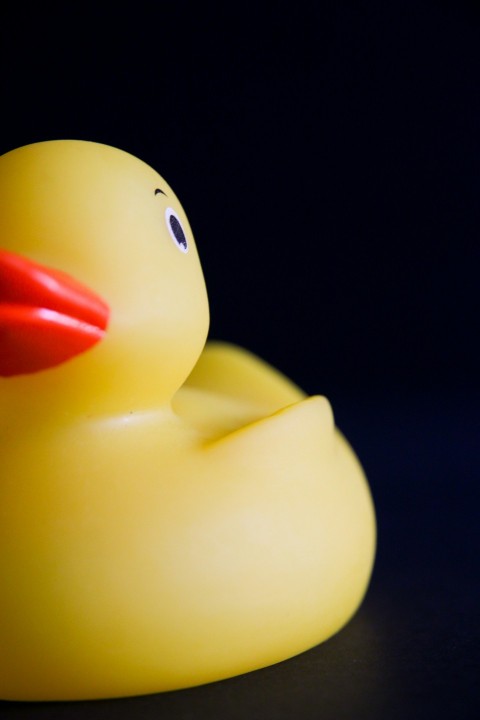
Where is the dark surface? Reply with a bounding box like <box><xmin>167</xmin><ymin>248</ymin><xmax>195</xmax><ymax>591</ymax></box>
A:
<box><xmin>1</xmin><ymin>1</ymin><xmax>479</xmax><ymax>717</ymax></box>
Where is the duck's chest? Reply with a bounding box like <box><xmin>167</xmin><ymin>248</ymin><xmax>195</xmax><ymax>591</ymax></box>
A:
<box><xmin>0</xmin><ymin>412</ymin><xmax>203</xmax><ymax>544</ymax></box>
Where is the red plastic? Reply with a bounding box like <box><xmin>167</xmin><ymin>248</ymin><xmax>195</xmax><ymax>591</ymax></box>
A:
<box><xmin>0</xmin><ymin>250</ymin><xmax>110</xmax><ymax>376</ymax></box>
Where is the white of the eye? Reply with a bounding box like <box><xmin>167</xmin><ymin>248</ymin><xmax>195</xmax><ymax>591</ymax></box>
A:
<box><xmin>165</xmin><ymin>207</ymin><xmax>188</xmax><ymax>253</ymax></box>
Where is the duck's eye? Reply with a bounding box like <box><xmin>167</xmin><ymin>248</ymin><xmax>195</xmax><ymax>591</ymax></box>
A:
<box><xmin>165</xmin><ymin>207</ymin><xmax>188</xmax><ymax>253</ymax></box>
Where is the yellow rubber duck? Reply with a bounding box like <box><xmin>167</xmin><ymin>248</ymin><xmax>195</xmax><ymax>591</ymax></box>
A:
<box><xmin>0</xmin><ymin>140</ymin><xmax>376</xmax><ymax>701</ymax></box>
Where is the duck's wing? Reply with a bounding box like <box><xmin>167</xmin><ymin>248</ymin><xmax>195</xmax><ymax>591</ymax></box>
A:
<box><xmin>184</xmin><ymin>341</ymin><xmax>305</xmax><ymax>411</ymax></box>
<box><xmin>173</xmin><ymin>341</ymin><xmax>307</xmax><ymax>438</ymax></box>
<box><xmin>204</xmin><ymin>394</ymin><xmax>337</xmax><ymax>462</ymax></box>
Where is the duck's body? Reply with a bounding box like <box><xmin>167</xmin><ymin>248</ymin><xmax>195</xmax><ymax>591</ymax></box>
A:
<box><xmin>0</xmin><ymin>141</ymin><xmax>375</xmax><ymax>701</ymax></box>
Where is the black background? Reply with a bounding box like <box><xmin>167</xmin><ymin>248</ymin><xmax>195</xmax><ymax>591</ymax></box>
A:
<box><xmin>1</xmin><ymin>1</ymin><xmax>479</xmax><ymax>718</ymax></box>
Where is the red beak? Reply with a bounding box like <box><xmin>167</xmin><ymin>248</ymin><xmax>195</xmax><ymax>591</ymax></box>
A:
<box><xmin>0</xmin><ymin>250</ymin><xmax>110</xmax><ymax>377</ymax></box>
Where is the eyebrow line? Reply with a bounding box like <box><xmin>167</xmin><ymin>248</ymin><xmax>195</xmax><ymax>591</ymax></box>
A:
<box><xmin>155</xmin><ymin>188</ymin><xmax>167</xmax><ymax>196</ymax></box>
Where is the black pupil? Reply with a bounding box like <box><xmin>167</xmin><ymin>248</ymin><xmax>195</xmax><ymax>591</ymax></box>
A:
<box><xmin>170</xmin><ymin>215</ymin><xmax>187</xmax><ymax>250</ymax></box>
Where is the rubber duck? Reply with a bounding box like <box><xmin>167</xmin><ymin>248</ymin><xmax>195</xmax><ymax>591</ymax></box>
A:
<box><xmin>0</xmin><ymin>140</ymin><xmax>376</xmax><ymax>701</ymax></box>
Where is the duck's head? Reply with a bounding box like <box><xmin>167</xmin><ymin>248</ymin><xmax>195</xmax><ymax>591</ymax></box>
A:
<box><xmin>0</xmin><ymin>140</ymin><xmax>209</xmax><ymax>416</ymax></box>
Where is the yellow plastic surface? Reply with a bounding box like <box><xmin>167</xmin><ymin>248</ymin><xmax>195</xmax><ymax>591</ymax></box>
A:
<box><xmin>0</xmin><ymin>141</ymin><xmax>376</xmax><ymax>701</ymax></box>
